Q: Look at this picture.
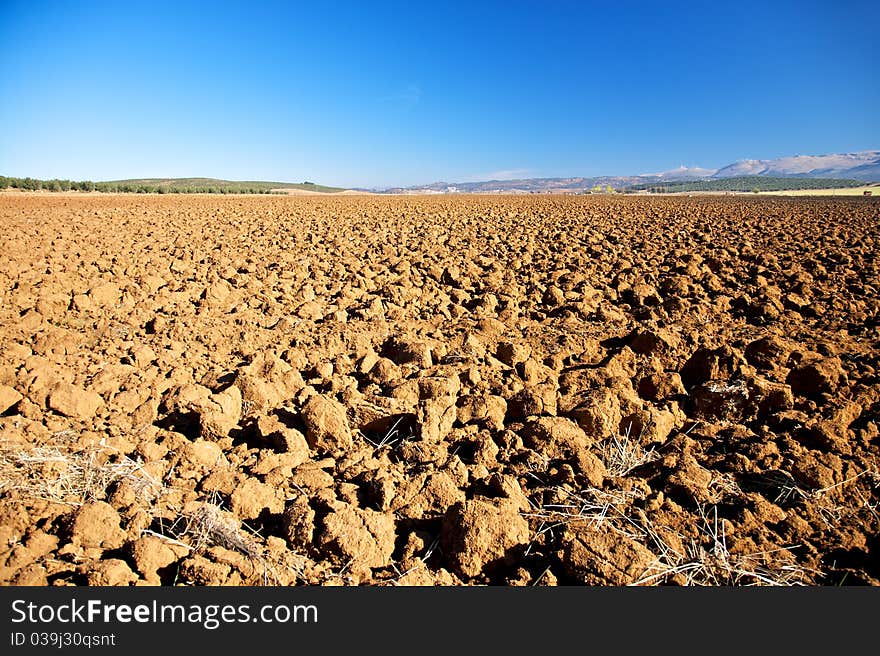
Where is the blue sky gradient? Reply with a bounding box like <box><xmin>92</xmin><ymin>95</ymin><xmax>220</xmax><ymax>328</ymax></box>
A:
<box><xmin>1</xmin><ymin>0</ymin><xmax>877</xmax><ymax>188</ymax></box>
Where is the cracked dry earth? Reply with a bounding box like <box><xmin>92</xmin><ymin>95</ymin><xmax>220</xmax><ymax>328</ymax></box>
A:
<box><xmin>0</xmin><ymin>193</ymin><xmax>878</xmax><ymax>587</ymax></box>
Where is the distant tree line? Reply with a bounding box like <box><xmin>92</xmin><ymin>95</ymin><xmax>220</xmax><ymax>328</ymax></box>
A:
<box><xmin>622</xmin><ymin>176</ymin><xmax>864</xmax><ymax>194</ymax></box>
<box><xmin>0</xmin><ymin>176</ymin><xmax>280</xmax><ymax>194</ymax></box>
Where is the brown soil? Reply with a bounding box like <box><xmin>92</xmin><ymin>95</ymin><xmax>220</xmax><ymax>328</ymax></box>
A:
<box><xmin>0</xmin><ymin>193</ymin><xmax>878</xmax><ymax>586</ymax></box>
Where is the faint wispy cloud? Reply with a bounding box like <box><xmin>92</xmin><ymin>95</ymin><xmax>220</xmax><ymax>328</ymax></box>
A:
<box><xmin>466</xmin><ymin>168</ymin><xmax>531</xmax><ymax>182</ymax></box>
<box><xmin>380</xmin><ymin>84</ymin><xmax>422</xmax><ymax>112</ymax></box>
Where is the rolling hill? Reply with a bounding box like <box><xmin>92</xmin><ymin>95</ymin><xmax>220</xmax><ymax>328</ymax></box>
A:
<box><xmin>0</xmin><ymin>176</ymin><xmax>345</xmax><ymax>194</ymax></box>
<box><xmin>106</xmin><ymin>178</ymin><xmax>345</xmax><ymax>193</ymax></box>
<box><xmin>621</xmin><ymin>177</ymin><xmax>868</xmax><ymax>194</ymax></box>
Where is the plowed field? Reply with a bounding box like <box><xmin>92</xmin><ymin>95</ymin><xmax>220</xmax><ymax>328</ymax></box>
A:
<box><xmin>1</xmin><ymin>193</ymin><xmax>878</xmax><ymax>586</ymax></box>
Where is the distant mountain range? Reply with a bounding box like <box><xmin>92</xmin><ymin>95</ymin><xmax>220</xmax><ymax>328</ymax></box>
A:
<box><xmin>383</xmin><ymin>150</ymin><xmax>880</xmax><ymax>193</ymax></box>
<box><xmin>711</xmin><ymin>151</ymin><xmax>880</xmax><ymax>180</ymax></box>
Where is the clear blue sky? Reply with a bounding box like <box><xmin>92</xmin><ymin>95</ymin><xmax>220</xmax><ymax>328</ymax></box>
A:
<box><xmin>1</xmin><ymin>0</ymin><xmax>877</xmax><ymax>188</ymax></box>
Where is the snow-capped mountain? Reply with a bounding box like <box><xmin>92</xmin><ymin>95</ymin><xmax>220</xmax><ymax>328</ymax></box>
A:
<box><xmin>389</xmin><ymin>149</ymin><xmax>880</xmax><ymax>193</ymax></box>
<box><xmin>713</xmin><ymin>150</ymin><xmax>880</xmax><ymax>180</ymax></box>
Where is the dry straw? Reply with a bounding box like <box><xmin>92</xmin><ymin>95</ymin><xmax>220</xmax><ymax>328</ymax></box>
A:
<box><xmin>0</xmin><ymin>439</ymin><xmax>160</xmax><ymax>506</ymax></box>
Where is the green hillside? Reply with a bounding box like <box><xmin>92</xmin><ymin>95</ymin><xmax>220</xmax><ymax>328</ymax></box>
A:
<box><xmin>0</xmin><ymin>176</ymin><xmax>344</xmax><ymax>194</ymax></box>
<box><xmin>622</xmin><ymin>176</ymin><xmax>863</xmax><ymax>194</ymax></box>
<box><xmin>108</xmin><ymin>178</ymin><xmax>344</xmax><ymax>193</ymax></box>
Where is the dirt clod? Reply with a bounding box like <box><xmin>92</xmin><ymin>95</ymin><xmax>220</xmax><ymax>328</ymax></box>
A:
<box><xmin>561</xmin><ymin>524</ymin><xmax>655</xmax><ymax>585</ymax></box>
<box><xmin>440</xmin><ymin>499</ymin><xmax>530</xmax><ymax>578</ymax></box>
<box><xmin>302</xmin><ymin>394</ymin><xmax>354</xmax><ymax>453</ymax></box>
<box><xmin>130</xmin><ymin>536</ymin><xmax>181</xmax><ymax>581</ymax></box>
<box><xmin>48</xmin><ymin>384</ymin><xmax>104</xmax><ymax>420</ymax></box>
<box><xmin>786</xmin><ymin>356</ymin><xmax>846</xmax><ymax>399</ymax></box>
<box><xmin>67</xmin><ymin>501</ymin><xmax>126</xmax><ymax>550</ymax></box>
<box><xmin>316</xmin><ymin>504</ymin><xmax>396</xmax><ymax>576</ymax></box>
<box><xmin>0</xmin><ymin>385</ymin><xmax>23</xmax><ymax>414</ymax></box>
